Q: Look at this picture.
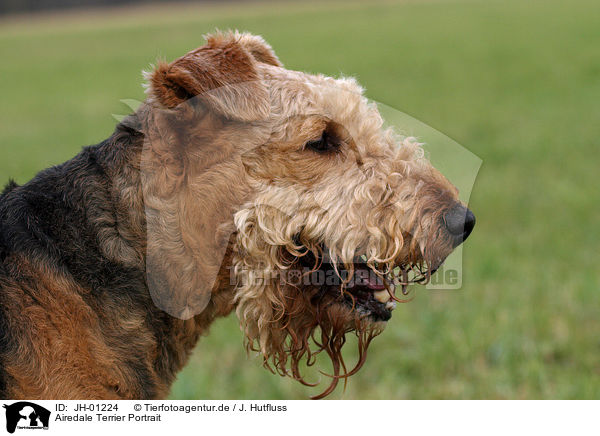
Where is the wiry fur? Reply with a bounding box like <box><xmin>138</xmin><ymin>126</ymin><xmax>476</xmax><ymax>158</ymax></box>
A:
<box><xmin>0</xmin><ymin>32</ymin><xmax>467</xmax><ymax>399</ymax></box>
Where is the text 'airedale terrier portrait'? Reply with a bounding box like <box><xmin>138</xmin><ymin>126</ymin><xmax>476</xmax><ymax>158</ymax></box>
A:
<box><xmin>0</xmin><ymin>32</ymin><xmax>476</xmax><ymax>399</ymax></box>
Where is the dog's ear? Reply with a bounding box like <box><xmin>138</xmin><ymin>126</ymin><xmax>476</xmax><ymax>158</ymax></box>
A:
<box><xmin>235</xmin><ymin>32</ymin><xmax>282</xmax><ymax>67</ymax></box>
<box><xmin>148</xmin><ymin>32</ymin><xmax>276</xmax><ymax>121</ymax></box>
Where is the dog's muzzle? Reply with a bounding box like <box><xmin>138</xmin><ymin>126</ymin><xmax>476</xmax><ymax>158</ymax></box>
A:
<box><xmin>444</xmin><ymin>204</ymin><xmax>476</xmax><ymax>247</ymax></box>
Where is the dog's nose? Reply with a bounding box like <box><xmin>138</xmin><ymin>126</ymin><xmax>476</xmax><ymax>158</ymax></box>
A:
<box><xmin>444</xmin><ymin>204</ymin><xmax>475</xmax><ymax>245</ymax></box>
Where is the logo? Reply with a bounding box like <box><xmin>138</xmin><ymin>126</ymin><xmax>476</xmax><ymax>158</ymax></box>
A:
<box><xmin>3</xmin><ymin>402</ymin><xmax>50</xmax><ymax>433</ymax></box>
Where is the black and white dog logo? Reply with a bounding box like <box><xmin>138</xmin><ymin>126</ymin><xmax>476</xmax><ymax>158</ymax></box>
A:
<box><xmin>3</xmin><ymin>402</ymin><xmax>50</xmax><ymax>433</ymax></box>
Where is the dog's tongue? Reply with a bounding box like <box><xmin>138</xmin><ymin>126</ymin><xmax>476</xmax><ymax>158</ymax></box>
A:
<box><xmin>365</xmin><ymin>274</ymin><xmax>386</xmax><ymax>290</ymax></box>
<box><xmin>354</xmin><ymin>267</ymin><xmax>387</xmax><ymax>290</ymax></box>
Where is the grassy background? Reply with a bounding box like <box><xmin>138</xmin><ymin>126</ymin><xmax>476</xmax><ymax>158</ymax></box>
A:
<box><xmin>1</xmin><ymin>0</ymin><xmax>599</xmax><ymax>399</ymax></box>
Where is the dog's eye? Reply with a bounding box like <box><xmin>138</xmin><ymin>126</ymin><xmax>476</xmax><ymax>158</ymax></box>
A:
<box><xmin>305</xmin><ymin>131</ymin><xmax>339</xmax><ymax>153</ymax></box>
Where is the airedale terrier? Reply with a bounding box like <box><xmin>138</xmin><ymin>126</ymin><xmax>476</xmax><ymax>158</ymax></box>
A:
<box><xmin>0</xmin><ymin>32</ymin><xmax>475</xmax><ymax>399</ymax></box>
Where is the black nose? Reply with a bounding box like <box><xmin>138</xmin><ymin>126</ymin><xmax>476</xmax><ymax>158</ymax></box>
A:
<box><xmin>444</xmin><ymin>204</ymin><xmax>475</xmax><ymax>245</ymax></box>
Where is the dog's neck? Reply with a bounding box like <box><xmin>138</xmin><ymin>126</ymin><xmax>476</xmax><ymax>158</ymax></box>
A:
<box><xmin>84</xmin><ymin>119</ymin><xmax>242</xmax><ymax>388</ymax></box>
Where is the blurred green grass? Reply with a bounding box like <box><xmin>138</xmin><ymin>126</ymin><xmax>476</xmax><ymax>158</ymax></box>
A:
<box><xmin>1</xmin><ymin>0</ymin><xmax>599</xmax><ymax>399</ymax></box>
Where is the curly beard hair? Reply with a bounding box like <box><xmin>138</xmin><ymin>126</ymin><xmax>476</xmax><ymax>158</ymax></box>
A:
<box><xmin>236</xmin><ymin>250</ymin><xmax>385</xmax><ymax>399</ymax></box>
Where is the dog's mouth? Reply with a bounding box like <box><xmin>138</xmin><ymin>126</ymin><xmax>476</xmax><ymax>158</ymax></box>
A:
<box><xmin>339</xmin><ymin>263</ymin><xmax>397</xmax><ymax>322</ymax></box>
<box><xmin>296</xmin><ymin>246</ymin><xmax>437</xmax><ymax>323</ymax></box>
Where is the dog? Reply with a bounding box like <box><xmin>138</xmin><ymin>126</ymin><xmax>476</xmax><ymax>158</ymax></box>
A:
<box><xmin>0</xmin><ymin>31</ymin><xmax>475</xmax><ymax>399</ymax></box>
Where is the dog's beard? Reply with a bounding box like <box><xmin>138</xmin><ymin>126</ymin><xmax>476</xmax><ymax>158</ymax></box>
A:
<box><xmin>235</xmin><ymin>231</ymin><xmax>455</xmax><ymax>398</ymax></box>
<box><xmin>239</xmin><ymin>246</ymin><xmax>440</xmax><ymax>399</ymax></box>
<box><xmin>245</xmin><ymin>275</ymin><xmax>384</xmax><ymax>399</ymax></box>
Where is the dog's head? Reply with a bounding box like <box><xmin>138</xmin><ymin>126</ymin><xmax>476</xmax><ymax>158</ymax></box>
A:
<box><xmin>141</xmin><ymin>31</ymin><xmax>475</xmax><ymax>397</ymax></box>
